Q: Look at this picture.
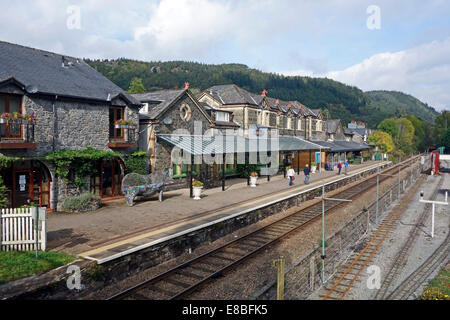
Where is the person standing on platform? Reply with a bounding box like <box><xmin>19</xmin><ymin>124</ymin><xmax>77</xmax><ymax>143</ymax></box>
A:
<box><xmin>337</xmin><ymin>161</ymin><xmax>342</xmax><ymax>175</ymax></box>
<box><xmin>344</xmin><ymin>159</ymin><xmax>349</xmax><ymax>175</ymax></box>
<box><xmin>303</xmin><ymin>164</ymin><xmax>310</xmax><ymax>184</ymax></box>
<box><xmin>287</xmin><ymin>166</ymin><xmax>295</xmax><ymax>186</ymax></box>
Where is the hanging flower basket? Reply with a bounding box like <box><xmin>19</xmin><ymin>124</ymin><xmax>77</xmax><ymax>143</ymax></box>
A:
<box><xmin>115</xmin><ymin>120</ymin><xmax>137</xmax><ymax>129</ymax></box>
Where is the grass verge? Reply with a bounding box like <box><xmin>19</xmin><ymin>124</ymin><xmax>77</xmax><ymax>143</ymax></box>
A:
<box><xmin>419</xmin><ymin>264</ymin><xmax>450</xmax><ymax>300</ymax></box>
<box><xmin>0</xmin><ymin>251</ymin><xmax>75</xmax><ymax>284</ymax></box>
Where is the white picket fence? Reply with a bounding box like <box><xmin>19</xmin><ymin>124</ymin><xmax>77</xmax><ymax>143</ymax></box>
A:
<box><xmin>0</xmin><ymin>207</ymin><xmax>46</xmax><ymax>251</ymax></box>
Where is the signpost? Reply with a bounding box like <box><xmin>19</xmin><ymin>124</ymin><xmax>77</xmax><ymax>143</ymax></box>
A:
<box><xmin>419</xmin><ymin>190</ymin><xmax>448</xmax><ymax>238</ymax></box>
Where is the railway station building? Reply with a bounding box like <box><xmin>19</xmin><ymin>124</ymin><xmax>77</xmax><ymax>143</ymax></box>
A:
<box><xmin>0</xmin><ymin>41</ymin><xmax>141</xmax><ymax>209</ymax></box>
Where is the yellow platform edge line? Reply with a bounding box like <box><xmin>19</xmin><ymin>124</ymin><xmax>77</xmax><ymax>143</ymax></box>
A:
<box><xmin>79</xmin><ymin>162</ymin><xmax>386</xmax><ymax>258</ymax></box>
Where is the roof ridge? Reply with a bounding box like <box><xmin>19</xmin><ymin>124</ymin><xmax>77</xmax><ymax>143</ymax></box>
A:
<box><xmin>0</xmin><ymin>40</ymin><xmax>81</xmax><ymax>61</ymax></box>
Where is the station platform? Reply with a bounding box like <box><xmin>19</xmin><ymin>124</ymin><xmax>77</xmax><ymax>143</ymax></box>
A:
<box><xmin>46</xmin><ymin>161</ymin><xmax>389</xmax><ymax>263</ymax></box>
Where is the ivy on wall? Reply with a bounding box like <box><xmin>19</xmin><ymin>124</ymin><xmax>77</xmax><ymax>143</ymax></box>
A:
<box><xmin>123</xmin><ymin>151</ymin><xmax>148</xmax><ymax>175</ymax></box>
<box><xmin>45</xmin><ymin>147</ymin><xmax>121</xmax><ymax>190</ymax></box>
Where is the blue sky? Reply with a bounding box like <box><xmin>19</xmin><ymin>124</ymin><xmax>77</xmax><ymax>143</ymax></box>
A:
<box><xmin>0</xmin><ymin>0</ymin><xmax>449</xmax><ymax>111</ymax></box>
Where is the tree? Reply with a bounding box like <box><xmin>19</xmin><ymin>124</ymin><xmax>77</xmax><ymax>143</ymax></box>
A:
<box><xmin>433</xmin><ymin>111</ymin><xmax>450</xmax><ymax>146</ymax></box>
<box><xmin>127</xmin><ymin>77</ymin><xmax>146</xmax><ymax>94</ymax></box>
<box><xmin>396</xmin><ymin>117</ymin><xmax>415</xmax><ymax>154</ymax></box>
<box><xmin>368</xmin><ymin>131</ymin><xmax>395</xmax><ymax>153</ymax></box>
<box><xmin>442</xmin><ymin>128</ymin><xmax>450</xmax><ymax>149</ymax></box>
<box><xmin>406</xmin><ymin>115</ymin><xmax>427</xmax><ymax>152</ymax></box>
<box><xmin>377</xmin><ymin>118</ymin><xmax>399</xmax><ymax>141</ymax></box>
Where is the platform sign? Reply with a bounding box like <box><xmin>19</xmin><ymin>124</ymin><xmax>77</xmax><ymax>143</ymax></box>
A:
<box><xmin>315</xmin><ymin>152</ymin><xmax>321</xmax><ymax>164</ymax></box>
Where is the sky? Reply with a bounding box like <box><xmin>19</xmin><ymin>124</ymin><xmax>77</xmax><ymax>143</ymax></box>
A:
<box><xmin>0</xmin><ymin>0</ymin><xmax>449</xmax><ymax>111</ymax></box>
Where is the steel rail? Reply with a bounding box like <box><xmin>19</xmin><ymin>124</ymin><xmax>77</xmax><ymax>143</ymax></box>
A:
<box><xmin>321</xmin><ymin>174</ymin><xmax>426</xmax><ymax>300</ymax></box>
<box><xmin>375</xmin><ymin>175</ymin><xmax>445</xmax><ymax>299</ymax></box>
<box><xmin>107</xmin><ymin>157</ymin><xmax>421</xmax><ymax>300</ymax></box>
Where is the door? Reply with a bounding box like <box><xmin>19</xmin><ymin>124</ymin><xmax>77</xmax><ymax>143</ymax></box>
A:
<box><xmin>13</xmin><ymin>170</ymin><xmax>32</xmax><ymax>207</ymax></box>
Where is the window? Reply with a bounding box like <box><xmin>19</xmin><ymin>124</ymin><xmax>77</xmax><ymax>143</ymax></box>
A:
<box><xmin>0</xmin><ymin>94</ymin><xmax>22</xmax><ymax>138</ymax></box>
<box><xmin>215</xmin><ymin>111</ymin><xmax>229</xmax><ymax>122</ymax></box>
<box><xmin>298</xmin><ymin>119</ymin><xmax>302</xmax><ymax>130</ymax></box>
<box><xmin>109</xmin><ymin>107</ymin><xmax>124</xmax><ymax>139</ymax></box>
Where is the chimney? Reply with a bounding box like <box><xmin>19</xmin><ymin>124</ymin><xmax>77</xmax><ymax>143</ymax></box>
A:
<box><xmin>275</xmin><ymin>99</ymin><xmax>280</xmax><ymax>104</ymax></box>
<box><xmin>184</xmin><ymin>82</ymin><xmax>190</xmax><ymax>90</ymax></box>
<box><xmin>261</xmin><ymin>89</ymin><xmax>268</xmax><ymax>96</ymax></box>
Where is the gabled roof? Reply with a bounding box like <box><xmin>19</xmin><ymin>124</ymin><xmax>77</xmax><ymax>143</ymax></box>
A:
<box><xmin>204</xmin><ymin>84</ymin><xmax>260</xmax><ymax>106</ymax></box>
<box><xmin>133</xmin><ymin>89</ymin><xmax>215</xmax><ymax>125</ymax></box>
<box><xmin>344</xmin><ymin>128</ymin><xmax>371</xmax><ymax>137</ymax></box>
<box><xmin>326</xmin><ymin>119</ymin><xmax>342</xmax><ymax>134</ymax></box>
<box><xmin>0</xmin><ymin>41</ymin><xmax>140</xmax><ymax>106</ymax></box>
<box><xmin>133</xmin><ymin>89</ymin><xmax>186</xmax><ymax>119</ymax></box>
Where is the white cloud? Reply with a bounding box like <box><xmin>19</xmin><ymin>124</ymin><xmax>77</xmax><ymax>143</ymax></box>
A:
<box><xmin>283</xmin><ymin>38</ymin><xmax>450</xmax><ymax>111</ymax></box>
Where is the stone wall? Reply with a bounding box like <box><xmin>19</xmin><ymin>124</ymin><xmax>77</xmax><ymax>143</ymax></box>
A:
<box><xmin>1</xmin><ymin>161</ymin><xmax>394</xmax><ymax>300</ymax></box>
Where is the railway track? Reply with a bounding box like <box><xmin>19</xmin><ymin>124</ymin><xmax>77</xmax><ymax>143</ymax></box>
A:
<box><xmin>321</xmin><ymin>173</ymin><xmax>426</xmax><ymax>300</ymax></box>
<box><xmin>386</xmin><ymin>231</ymin><xmax>450</xmax><ymax>300</ymax></box>
<box><xmin>375</xmin><ymin>175</ymin><xmax>445</xmax><ymax>299</ymax></box>
<box><xmin>107</xmin><ymin>157</ymin><xmax>420</xmax><ymax>300</ymax></box>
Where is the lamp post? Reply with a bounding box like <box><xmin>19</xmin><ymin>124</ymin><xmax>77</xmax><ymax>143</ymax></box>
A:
<box><xmin>315</xmin><ymin>182</ymin><xmax>352</xmax><ymax>283</ymax></box>
<box><xmin>419</xmin><ymin>190</ymin><xmax>448</xmax><ymax>238</ymax></box>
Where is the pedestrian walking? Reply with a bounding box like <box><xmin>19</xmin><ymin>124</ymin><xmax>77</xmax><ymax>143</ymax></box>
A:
<box><xmin>344</xmin><ymin>159</ymin><xmax>349</xmax><ymax>175</ymax></box>
<box><xmin>337</xmin><ymin>161</ymin><xmax>342</xmax><ymax>175</ymax></box>
<box><xmin>287</xmin><ymin>166</ymin><xmax>295</xmax><ymax>186</ymax></box>
<box><xmin>303</xmin><ymin>164</ymin><xmax>310</xmax><ymax>184</ymax></box>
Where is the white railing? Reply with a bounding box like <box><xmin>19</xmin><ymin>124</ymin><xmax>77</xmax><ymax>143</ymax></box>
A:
<box><xmin>0</xmin><ymin>207</ymin><xmax>46</xmax><ymax>251</ymax></box>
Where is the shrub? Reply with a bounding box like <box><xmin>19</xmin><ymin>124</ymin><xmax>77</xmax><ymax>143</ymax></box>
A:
<box><xmin>60</xmin><ymin>192</ymin><xmax>102</xmax><ymax>212</ymax></box>
<box><xmin>192</xmin><ymin>180</ymin><xmax>204</xmax><ymax>187</ymax></box>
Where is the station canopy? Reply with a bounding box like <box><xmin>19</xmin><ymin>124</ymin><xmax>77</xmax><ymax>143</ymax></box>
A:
<box><xmin>311</xmin><ymin>140</ymin><xmax>372</xmax><ymax>152</ymax></box>
<box><xmin>157</xmin><ymin>134</ymin><xmax>326</xmax><ymax>156</ymax></box>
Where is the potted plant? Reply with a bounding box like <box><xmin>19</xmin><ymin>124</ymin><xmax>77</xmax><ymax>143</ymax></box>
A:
<box><xmin>0</xmin><ymin>113</ymin><xmax>8</xmax><ymax>124</ymax></box>
<box><xmin>250</xmin><ymin>171</ymin><xmax>258</xmax><ymax>187</ymax></box>
<box><xmin>192</xmin><ymin>179</ymin><xmax>203</xmax><ymax>200</ymax></box>
<box><xmin>311</xmin><ymin>162</ymin><xmax>317</xmax><ymax>174</ymax></box>
<box><xmin>115</xmin><ymin>119</ymin><xmax>137</xmax><ymax>129</ymax></box>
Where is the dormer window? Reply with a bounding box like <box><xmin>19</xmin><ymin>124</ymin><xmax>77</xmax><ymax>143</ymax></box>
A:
<box><xmin>215</xmin><ymin>111</ymin><xmax>229</xmax><ymax>122</ymax></box>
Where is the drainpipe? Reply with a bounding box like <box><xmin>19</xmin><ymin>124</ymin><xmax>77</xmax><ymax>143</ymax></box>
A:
<box><xmin>51</xmin><ymin>96</ymin><xmax>58</xmax><ymax>211</ymax></box>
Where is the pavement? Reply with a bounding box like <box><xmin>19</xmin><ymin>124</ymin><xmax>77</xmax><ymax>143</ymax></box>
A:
<box><xmin>46</xmin><ymin>160</ymin><xmax>388</xmax><ymax>262</ymax></box>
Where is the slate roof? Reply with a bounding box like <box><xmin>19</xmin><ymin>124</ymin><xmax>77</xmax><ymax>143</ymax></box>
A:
<box><xmin>326</xmin><ymin>119</ymin><xmax>342</xmax><ymax>134</ymax></box>
<box><xmin>344</xmin><ymin>128</ymin><xmax>371</xmax><ymax>137</ymax></box>
<box><xmin>132</xmin><ymin>89</ymin><xmax>186</xmax><ymax>119</ymax></box>
<box><xmin>205</xmin><ymin>84</ymin><xmax>260</xmax><ymax>106</ymax></box>
<box><xmin>0</xmin><ymin>41</ymin><xmax>140</xmax><ymax>106</ymax></box>
<box><xmin>311</xmin><ymin>140</ymin><xmax>371</xmax><ymax>152</ymax></box>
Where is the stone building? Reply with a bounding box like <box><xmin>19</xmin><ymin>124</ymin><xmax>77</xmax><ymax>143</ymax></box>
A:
<box><xmin>133</xmin><ymin>86</ymin><xmax>240</xmax><ymax>188</ymax></box>
<box><xmin>0</xmin><ymin>41</ymin><xmax>141</xmax><ymax>209</ymax></box>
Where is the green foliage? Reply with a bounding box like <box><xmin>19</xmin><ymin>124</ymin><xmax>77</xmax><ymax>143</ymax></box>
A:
<box><xmin>236</xmin><ymin>163</ymin><xmax>258</xmax><ymax>178</ymax></box>
<box><xmin>442</xmin><ymin>129</ymin><xmax>450</xmax><ymax>149</ymax></box>
<box><xmin>0</xmin><ymin>175</ymin><xmax>7</xmax><ymax>209</ymax></box>
<box><xmin>124</xmin><ymin>151</ymin><xmax>148</xmax><ymax>175</ymax></box>
<box><xmin>396</xmin><ymin>117</ymin><xmax>415</xmax><ymax>154</ymax></box>
<box><xmin>84</xmin><ymin>59</ymin><xmax>439</xmax><ymax>127</ymax></box>
<box><xmin>45</xmin><ymin>147</ymin><xmax>121</xmax><ymax>190</ymax></box>
<box><xmin>0</xmin><ymin>251</ymin><xmax>75</xmax><ymax>284</ymax></box>
<box><xmin>433</xmin><ymin>111</ymin><xmax>450</xmax><ymax>148</ymax></box>
<box><xmin>364</xmin><ymin>90</ymin><xmax>438</xmax><ymax>127</ymax></box>
<box><xmin>377</xmin><ymin>118</ymin><xmax>399</xmax><ymax>138</ymax></box>
<box><xmin>368</xmin><ymin>131</ymin><xmax>395</xmax><ymax>153</ymax></box>
<box><xmin>0</xmin><ymin>156</ymin><xmax>19</xmax><ymax>168</ymax></box>
<box><xmin>60</xmin><ymin>192</ymin><xmax>102</xmax><ymax>212</ymax></box>
<box><xmin>127</xmin><ymin>77</ymin><xmax>146</xmax><ymax>94</ymax></box>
